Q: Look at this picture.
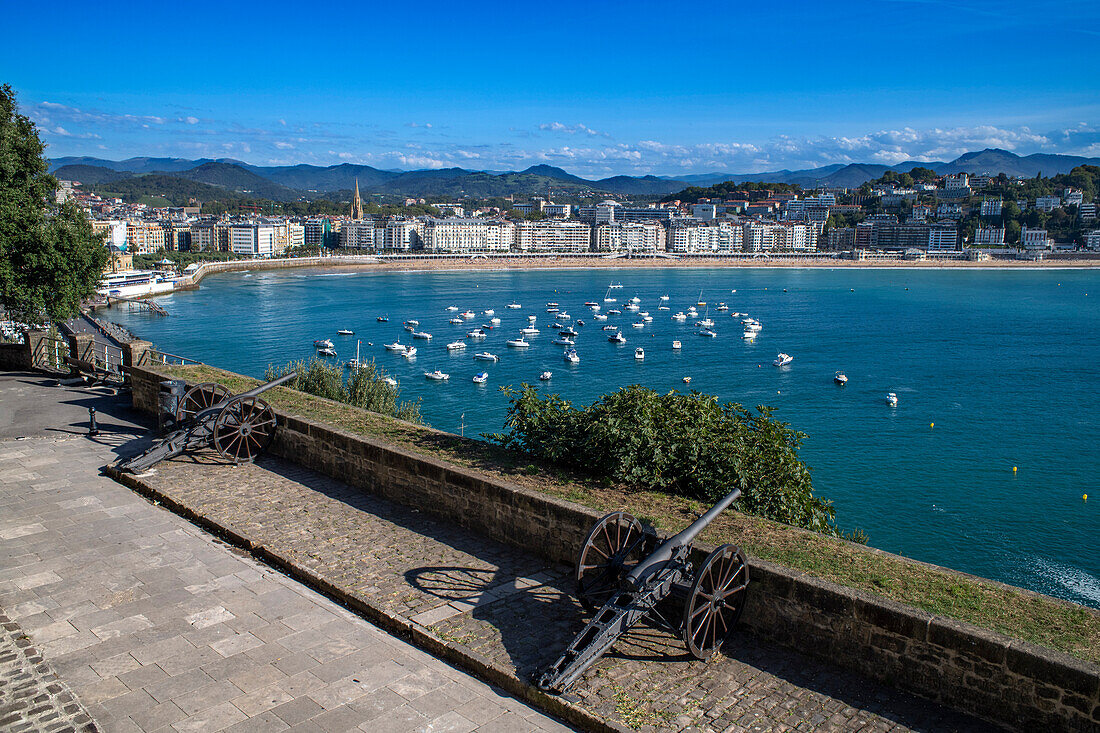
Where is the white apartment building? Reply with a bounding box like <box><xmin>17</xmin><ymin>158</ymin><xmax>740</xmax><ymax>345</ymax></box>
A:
<box><xmin>980</xmin><ymin>199</ymin><xmax>1003</xmax><ymax>217</ymax></box>
<box><xmin>432</xmin><ymin>203</ymin><xmax>465</xmax><ymax>217</ymax></box>
<box><xmin>743</xmin><ymin>222</ymin><xmax>777</xmax><ymax>252</ymax></box>
<box><xmin>773</xmin><ymin>222</ymin><xmax>818</xmax><ymax>251</ymax></box>
<box><xmin>927</xmin><ymin>226</ymin><xmax>959</xmax><ymax>253</ymax></box>
<box><xmin>691</xmin><ymin>204</ymin><xmax>717</xmax><ymax>221</ymax></box>
<box><xmin>383</xmin><ymin>220</ymin><xmax>422</xmax><ymax>251</ymax></box>
<box><xmin>513</xmin><ymin>220</ymin><xmax>590</xmax><ymax>252</ymax></box>
<box><xmin>423</xmin><ymin>218</ymin><xmax>514</xmax><ymax>253</ymax></box>
<box><xmin>229</xmin><ymin>224</ymin><xmax>275</xmax><ymax>257</ymax></box>
<box><xmin>973</xmin><ymin>227</ymin><xmax>1005</xmax><ymax>246</ymax></box>
<box><xmin>593</xmin><ymin>222</ymin><xmax>664</xmax><ymax>253</ymax></box>
<box><xmin>1020</xmin><ymin>227</ymin><xmax>1051</xmax><ymax>249</ymax></box>
<box><xmin>668</xmin><ymin>222</ymin><xmax>720</xmax><ymax>252</ymax></box>
<box><xmin>717</xmin><ymin>220</ymin><xmax>743</xmax><ymax>251</ymax></box>
<box><xmin>543</xmin><ymin>203</ymin><xmax>571</xmax><ymax>218</ymax></box>
<box><xmin>945</xmin><ymin>173</ymin><xmax>970</xmax><ymax>190</ymax></box>
<box><xmin>91</xmin><ymin>220</ymin><xmax>128</xmax><ymax>250</ymax></box>
<box><xmin>340</xmin><ymin>220</ymin><xmax>379</xmax><ymax>250</ymax></box>
<box><xmin>1035</xmin><ymin>196</ymin><xmax>1061</xmax><ymax>212</ymax></box>
<box><xmin>126</xmin><ymin>222</ymin><xmax>166</xmax><ymax>254</ymax></box>
<box><xmin>1063</xmin><ymin>188</ymin><xmax>1084</xmax><ymax>206</ymax></box>
<box><xmin>190</xmin><ymin>223</ymin><xmax>215</xmax><ymax>251</ymax></box>
<box><xmin>1085</xmin><ymin>230</ymin><xmax>1100</xmax><ymax>250</ymax></box>
<box><xmin>1079</xmin><ymin>203</ymin><xmax>1097</xmax><ymax>222</ymax></box>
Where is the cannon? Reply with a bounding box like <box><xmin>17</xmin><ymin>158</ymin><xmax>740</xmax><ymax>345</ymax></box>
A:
<box><xmin>536</xmin><ymin>488</ymin><xmax>749</xmax><ymax>693</ymax></box>
<box><xmin>117</xmin><ymin>373</ymin><xmax>296</xmax><ymax>473</ymax></box>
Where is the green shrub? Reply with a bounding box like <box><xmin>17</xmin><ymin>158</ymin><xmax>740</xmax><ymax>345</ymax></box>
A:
<box><xmin>265</xmin><ymin>358</ymin><xmax>422</xmax><ymax>424</ymax></box>
<box><xmin>487</xmin><ymin>384</ymin><xmax>855</xmax><ymax>538</ymax></box>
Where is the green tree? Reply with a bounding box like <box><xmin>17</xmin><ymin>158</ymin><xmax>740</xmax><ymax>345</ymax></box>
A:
<box><xmin>0</xmin><ymin>85</ymin><xmax>106</xmax><ymax>322</ymax></box>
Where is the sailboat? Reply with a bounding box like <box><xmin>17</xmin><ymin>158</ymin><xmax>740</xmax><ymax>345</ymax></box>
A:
<box><xmin>346</xmin><ymin>340</ymin><xmax>364</xmax><ymax>369</ymax></box>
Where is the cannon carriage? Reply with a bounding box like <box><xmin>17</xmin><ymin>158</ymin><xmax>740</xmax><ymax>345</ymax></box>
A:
<box><xmin>537</xmin><ymin>488</ymin><xmax>750</xmax><ymax>692</ymax></box>
<box><xmin>117</xmin><ymin>373</ymin><xmax>296</xmax><ymax>473</ymax></box>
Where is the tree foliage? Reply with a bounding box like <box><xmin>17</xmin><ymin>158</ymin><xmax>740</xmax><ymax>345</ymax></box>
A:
<box><xmin>487</xmin><ymin>384</ymin><xmax>856</xmax><ymax>538</ymax></box>
<box><xmin>265</xmin><ymin>357</ymin><xmax>422</xmax><ymax>424</ymax></box>
<box><xmin>661</xmin><ymin>180</ymin><xmax>803</xmax><ymax>204</ymax></box>
<box><xmin>0</xmin><ymin>84</ymin><xmax>106</xmax><ymax>322</ymax></box>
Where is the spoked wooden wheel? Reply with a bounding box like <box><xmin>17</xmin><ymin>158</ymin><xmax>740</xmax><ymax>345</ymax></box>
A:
<box><xmin>212</xmin><ymin>396</ymin><xmax>277</xmax><ymax>463</ymax></box>
<box><xmin>175</xmin><ymin>382</ymin><xmax>231</xmax><ymax>423</ymax></box>
<box><xmin>575</xmin><ymin>511</ymin><xmax>647</xmax><ymax>611</ymax></box>
<box><xmin>682</xmin><ymin>544</ymin><xmax>749</xmax><ymax>659</ymax></box>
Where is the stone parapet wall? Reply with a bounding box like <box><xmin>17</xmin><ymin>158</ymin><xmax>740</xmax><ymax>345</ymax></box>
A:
<box><xmin>126</xmin><ymin>365</ymin><xmax>1100</xmax><ymax>732</ymax></box>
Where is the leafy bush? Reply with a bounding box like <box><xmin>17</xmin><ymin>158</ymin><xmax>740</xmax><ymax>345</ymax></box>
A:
<box><xmin>487</xmin><ymin>384</ymin><xmax>857</xmax><ymax>538</ymax></box>
<box><xmin>265</xmin><ymin>358</ymin><xmax>422</xmax><ymax>424</ymax></box>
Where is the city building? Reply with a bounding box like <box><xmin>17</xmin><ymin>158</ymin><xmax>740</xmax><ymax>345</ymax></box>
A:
<box><xmin>927</xmin><ymin>225</ymin><xmax>959</xmax><ymax>253</ymax></box>
<box><xmin>593</xmin><ymin>222</ymin><xmax>664</xmax><ymax>253</ymax></box>
<box><xmin>1035</xmin><ymin>196</ymin><xmax>1061</xmax><ymax>212</ymax></box>
<box><xmin>383</xmin><ymin>220</ymin><xmax>422</xmax><ymax>251</ymax></box>
<box><xmin>422</xmin><ymin>218</ymin><xmax>514</xmax><ymax>252</ymax></box>
<box><xmin>1085</xmin><ymin>230</ymin><xmax>1100</xmax><ymax>250</ymax></box>
<box><xmin>691</xmin><ymin>203</ymin><xmax>717</xmax><ymax>221</ymax></box>
<box><xmin>513</xmin><ymin>220</ymin><xmax>590</xmax><ymax>252</ymax></box>
<box><xmin>1063</xmin><ymin>188</ymin><xmax>1084</xmax><ymax>207</ymax></box>
<box><xmin>980</xmin><ymin>199</ymin><xmax>1003</xmax><ymax>217</ymax></box>
<box><xmin>126</xmin><ymin>222</ymin><xmax>166</xmax><ymax>254</ymax></box>
<box><xmin>1020</xmin><ymin>227</ymin><xmax>1051</xmax><ymax>249</ymax></box>
<box><xmin>668</xmin><ymin>221</ymin><xmax>720</xmax><ymax>252</ymax></box>
<box><xmin>973</xmin><ymin>227</ymin><xmax>1005</xmax><ymax>246</ymax></box>
<box><xmin>340</xmin><ymin>220</ymin><xmax>379</xmax><ymax>250</ymax></box>
<box><xmin>1079</xmin><ymin>203</ymin><xmax>1097</xmax><ymax>222</ymax></box>
<box><xmin>229</xmin><ymin>223</ymin><xmax>275</xmax><ymax>257</ymax></box>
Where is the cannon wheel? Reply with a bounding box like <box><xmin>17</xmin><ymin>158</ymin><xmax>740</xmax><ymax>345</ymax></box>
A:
<box><xmin>175</xmin><ymin>382</ymin><xmax>232</xmax><ymax>423</ymax></box>
<box><xmin>575</xmin><ymin>511</ymin><xmax>647</xmax><ymax>611</ymax></box>
<box><xmin>212</xmin><ymin>395</ymin><xmax>277</xmax><ymax>464</ymax></box>
<box><xmin>682</xmin><ymin>544</ymin><xmax>749</xmax><ymax>659</ymax></box>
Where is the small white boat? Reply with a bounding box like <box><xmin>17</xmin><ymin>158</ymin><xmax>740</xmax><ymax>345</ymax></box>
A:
<box><xmin>602</xmin><ymin>324</ymin><xmax>618</xmax><ymax>331</ymax></box>
<box><xmin>473</xmin><ymin>372</ymin><xmax>489</xmax><ymax>384</ymax></box>
<box><xmin>698</xmin><ymin>329</ymin><xmax>717</xmax><ymax>338</ymax></box>
<box><xmin>425</xmin><ymin>370</ymin><xmax>449</xmax><ymax>381</ymax></box>
<box><xmin>520</xmin><ymin>326</ymin><xmax>540</xmax><ymax>335</ymax></box>
<box><xmin>672</xmin><ymin>340</ymin><xmax>682</xmax><ymax>350</ymax></box>
<box><xmin>546</xmin><ymin>302</ymin><xmax>559</xmax><ymax>307</ymax></box>
<box><xmin>446</xmin><ymin>306</ymin><xmax>459</xmax><ymax>311</ymax></box>
<box><xmin>559</xmin><ymin>327</ymin><xmax>578</xmax><ymax>337</ymax></box>
<box><xmin>552</xmin><ymin>337</ymin><xmax>575</xmax><ymax>346</ymax></box>
<box><xmin>696</xmin><ymin>318</ymin><xmax>715</xmax><ymax>328</ymax></box>
<box><xmin>467</xmin><ymin>329</ymin><xmax>486</xmax><ymax>339</ymax></box>
<box><xmin>474</xmin><ymin>351</ymin><xmax>499</xmax><ymax>361</ymax></box>
<box><xmin>382</xmin><ymin>376</ymin><xmax>397</xmax><ymax>387</ymax></box>
<box><xmin>557</xmin><ymin>313</ymin><xmax>571</xmax><ymax>321</ymax></box>
<box><xmin>603</xmin><ymin>286</ymin><xmax>617</xmax><ymax>303</ymax></box>
<box><xmin>384</xmin><ymin>341</ymin><xmax>406</xmax><ymax>352</ymax></box>
<box><xmin>742</xmin><ymin>331</ymin><xmax>756</xmax><ymax>340</ymax></box>
<box><xmin>412</xmin><ymin>331</ymin><xmax>433</xmax><ymax>340</ymax></box>
<box><xmin>377</xmin><ymin>316</ymin><xmax>389</xmax><ymax>322</ymax></box>
<box><xmin>584</xmin><ymin>301</ymin><xmax>599</xmax><ymax>308</ymax></box>
<box><xmin>639</xmin><ymin>311</ymin><xmax>649</xmax><ymax>317</ymax></box>
<box><xmin>337</xmin><ymin>329</ymin><xmax>354</xmax><ymax>336</ymax></box>
<box><xmin>449</xmin><ymin>317</ymin><xmax>464</xmax><ymax>324</ymax></box>
<box><xmin>563</xmin><ymin>348</ymin><xmax>580</xmax><ymax>364</ymax></box>
<box><xmin>624</xmin><ymin>303</ymin><xmax>640</xmax><ymax>312</ymax></box>
<box><xmin>447</xmin><ymin>341</ymin><xmax>466</xmax><ymax>351</ymax></box>
<box><xmin>741</xmin><ymin>317</ymin><xmax>755</xmax><ymax>325</ymax></box>
<box><xmin>657</xmin><ymin>305</ymin><xmax>670</xmax><ymax>311</ymax></box>
<box><xmin>346</xmin><ymin>359</ymin><xmax>362</xmax><ymax>369</ymax></box>
<box><xmin>506</xmin><ymin>338</ymin><xmax>530</xmax><ymax>348</ymax></box>
<box><xmin>314</xmin><ymin>339</ymin><xmax>334</xmax><ymax>349</ymax></box>
<box><xmin>607</xmin><ymin>309</ymin><xmax>621</xmax><ymax>315</ymax></box>
<box><xmin>539</xmin><ymin>371</ymin><xmax>552</xmax><ymax>381</ymax></box>
<box><xmin>632</xmin><ymin>322</ymin><xmax>644</xmax><ymax>329</ymax></box>
<box><xmin>834</xmin><ymin>372</ymin><xmax>848</xmax><ymax>385</ymax></box>
<box><xmin>483</xmin><ymin>309</ymin><xmax>495</xmax><ymax>316</ymax></box>
<box><xmin>630</xmin><ymin>296</ymin><xmax>641</xmax><ymax>304</ymax></box>
<box><xmin>490</xmin><ymin>317</ymin><xmax>501</xmax><ymax>324</ymax></box>
<box><xmin>635</xmin><ymin>347</ymin><xmax>645</xmax><ymax>360</ymax></box>
<box><xmin>886</xmin><ymin>392</ymin><xmax>898</xmax><ymax>406</ymax></box>
<box><xmin>715</xmin><ymin>304</ymin><xmax>729</xmax><ymax>312</ymax></box>
<box><xmin>528</xmin><ymin>314</ymin><xmax>538</xmax><ymax>322</ymax></box>
<box><xmin>318</xmin><ymin>347</ymin><xmax>337</xmax><ymax>357</ymax></box>
<box><xmin>773</xmin><ymin>353</ymin><xmax>793</xmax><ymax>367</ymax></box>
<box><xmin>682</xmin><ymin>376</ymin><xmax>692</xmax><ymax>384</ymax></box>
<box><xmin>659</xmin><ymin>294</ymin><xmax>670</xmax><ymax>301</ymax></box>
<box><xmin>745</xmin><ymin>321</ymin><xmax>762</xmax><ymax>332</ymax></box>
<box><xmin>643</xmin><ymin>315</ymin><xmax>653</xmax><ymax>322</ymax></box>
<box><xmin>594</xmin><ymin>313</ymin><xmax>608</xmax><ymax>321</ymax></box>
<box><xmin>406</xmin><ymin>319</ymin><xmax>420</xmax><ymax>327</ymax></box>
<box><xmin>507</xmin><ymin>302</ymin><xmax>522</xmax><ymax>309</ymax></box>
<box><xmin>402</xmin><ymin>346</ymin><xmax>417</xmax><ymax>358</ymax></box>
<box><xmin>461</xmin><ymin>311</ymin><xmax>475</xmax><ymax>319</ymax></box>
<box><xmin>672</xmin><ymin>313</ymin><xmax>687</xmax><ymax>322</ymax></box>
<box><xmin>404</xmin><ymin>324</ymin><xmax>415</xmax><ymax>332</ymax></box>
<box><xmin>609</xmin><ymin>332</ymin><xmax>626</xmax><ymax>344</ymax></box>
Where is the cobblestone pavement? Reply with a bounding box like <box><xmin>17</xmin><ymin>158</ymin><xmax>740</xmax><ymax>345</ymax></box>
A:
<box><xmin>0</xmin><ymin>375</ymin><xmax>575</xmax><ymax>732</ymax></box>
<box><xmin>121</xmin><ymin>449</ymin><xmax>1003</xmax><ymax>733</ymax></box>
<box><xmin>1</xmin><ymin>610</ymin><xmax>97</xmax><ymax>732</ymax></box>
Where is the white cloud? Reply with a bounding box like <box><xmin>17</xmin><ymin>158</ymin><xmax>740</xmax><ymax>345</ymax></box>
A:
<box><xmin>273</xmin><ymin>141</ymin><xmax>295</xmax><ymax>150</ymax></box>
<box><xmin>539</xmin><ymin>122</ymin><xmax>607</xmax><ymax>137</ymax></box>
<box><xmin>184</xmin><ymin>116</ymin><xmax>199</xmax><ymax>125</ymax></box>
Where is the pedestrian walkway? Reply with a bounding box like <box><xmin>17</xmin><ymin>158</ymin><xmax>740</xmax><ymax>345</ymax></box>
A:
<box><xmin>0</xmin><ymin>372</ymin><xmax>573</xmax><ymax>732</ymax></box>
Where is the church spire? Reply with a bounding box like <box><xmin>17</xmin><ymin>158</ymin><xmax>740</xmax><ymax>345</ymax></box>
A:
<box><xmin>352</xmin><ymin>178</ymin><xmax>364</xmax><ymax>219</ymax></box>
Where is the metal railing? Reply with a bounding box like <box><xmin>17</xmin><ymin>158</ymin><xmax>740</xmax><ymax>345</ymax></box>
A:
<box><xmin>33</xmin><ymin>336</ymin><xmax>71</xmax><ymax>372</ymax></box>
<box><xmin>139</xmin><ymin>349</ymin><xmax>204</xmax><ymax>367</ymax></box>
<box><xmin>77</xmin><ymin>340</ymin><xmax>125</xmax><ymax>376</ymax></box>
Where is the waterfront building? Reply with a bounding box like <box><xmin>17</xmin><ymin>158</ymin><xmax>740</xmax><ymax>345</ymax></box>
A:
<box><xmin>827</xmin><ymin>226</ymin><xmax>856</xmax><ymax>250</ymax></box>
<box><xmin>1020</xmin><ymin>227</ymin><xmax>1051</xmax><ymax>249</ymax></box>
<box><xmin>668</xmin><ymin>221</ymin><xmax>720</xmax><ymax>252</ymax></box>
<box><xmin>973</xmin><ymin>227</ymin><xmax>1005</xmax><ymax>246</ymax></box>
<box><xmin>927</xmin><ymin>225</ymin><xmax>959</xmax><ymax>253</ymax></box>
<box><xmin>855</xmin><ymin>221</ymin><xmax>875</xmax><ymax>249</ymax></box>
<box><xmin>872</xmin><ymin>223</ymin><xmax>931</xmax><ymax>251</ymax></box>
<box><xmin>229</xmin><ymin>223</ymin><xmax>275</xmax><ymax>257</ymax></box>
<box><xmin>1035</xmin><ymin>196</ymin><xmax>1061</xmax><ymax>212</ymax></box>
<box><xmin>1085</xmin><ymin>230</ymin><xmax>1100</xmax><ymax>250</ymax></box>
<box><xmin>126</xmin><ymin>221</ymin><xmax>166</xmax><ymax>254</ymax></box>
<box><xmin>305</xmin><ymin>219</ymin><xmax>341</xmax><ymax>249</ymax></box>
<box><xmin>593</xmin><ymin>221</ymin><xmax>664</xmax><ymax>253</ymax></box>
<box><xmin>275</xmin><ymin>222</ymin><xmax>304</xmax><ymax>255</ymax></box>
<box><xmin>423</xmin><ymin>218</ymin><xmax>514</xmax><ymax>253</ymax></box>
<box><xmin>340</xmin><ymin>220</ymin><xmax>379</xmax><ymax>250</ymax></box>
<box><xmin>578</xmin><ymin>201</ymin><xmax>678</xmax><ymax>225</ymax></box>
<box><xmin>190</xmin><ymin>221</ymin><xmax>214</xmax><ymax>251</ymax></box>
<box><xmin>383</xmin><ymin>220</ymin><xmax>422</xmax><ymax>251</ymax></box>
<box><xmin>513</xmin><ymin>220</ymin><xmax>590</xmax><ymax>252</ymax></box>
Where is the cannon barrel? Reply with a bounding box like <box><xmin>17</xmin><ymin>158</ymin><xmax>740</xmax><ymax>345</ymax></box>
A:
<box><xmin>624</xmin><ymin>487</ymin><xmax>741</xmax><ymax>589</ymax></box>
<box><xmin>238</xmin><ymin>372</ymin><xmax>297</xmax><ymax>400</ymax></box>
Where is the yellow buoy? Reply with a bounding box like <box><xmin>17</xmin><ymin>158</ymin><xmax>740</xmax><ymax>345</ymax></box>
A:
<box><xmin>1013</xmin><ymin>466</ymin><xmax>1017</xmax><ymax>474</ymax></box>
<box><xmin>1083</xmin><ymin>494</ymin><xmax>1088</xmax><ymax>501</ymax></box>
<box><xmin>930</xmin><ymin>422</ymin><xmax>934</xmax><ymax>429</ymax></box>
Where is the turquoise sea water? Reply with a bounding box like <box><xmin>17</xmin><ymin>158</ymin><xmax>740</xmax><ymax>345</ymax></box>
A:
<box><xmin>110</xmin><ymin>267</ymin><xmax>1100</xmax><ymax>607</ymax></box>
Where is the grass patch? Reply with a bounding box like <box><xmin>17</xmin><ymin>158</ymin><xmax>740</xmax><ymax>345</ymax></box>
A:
<box><xmin>155</xmin><ymin>364</ymin><xmax>1100</xmax><ymax>666</ymax></box>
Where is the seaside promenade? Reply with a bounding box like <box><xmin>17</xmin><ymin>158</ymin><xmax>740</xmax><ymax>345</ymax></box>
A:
<box><xmin>0</xmin><ymin>370</ymin><xmax>1004</xmax><ymax>731</ymax></box>
<box><xmin>0</xmin><ymin>372</ymin><xmax>571</xmax><ymax>732</ymax></box>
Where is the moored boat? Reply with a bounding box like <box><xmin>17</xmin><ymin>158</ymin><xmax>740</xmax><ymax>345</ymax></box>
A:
<box><xmin>474</xmin><ymin>351</ymin><xmax>500</xmax><ymax>361</ymax></box>
<box><xmin>635</xmin><ymin>347</ymin><xmax>645</xmax><ymax>360</ymax></box>
<box><xmin>473</xmin><ymin>372</ymin><xmax>489</xmax><ymax>384</ymax></box>
<box><xmin>773</xmin><ymin>352</ymin><xmax>793</xmax><ymax>367</ymax></box>
<box><xmin>834</xmin><ymin>371</ymin><xmax>848</xmax><ymax>385</ymax></box>
<box><xmin>425</xmin><ymin>370</ymin><xmax>450</xmax><ymax>381</ymax></box>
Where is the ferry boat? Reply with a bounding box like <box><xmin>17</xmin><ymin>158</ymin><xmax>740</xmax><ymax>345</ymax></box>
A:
<box><xmin>473</xmin><ymin>352</ymin><xmax>499</xmax><ymax>361</ymax></box>
<box><xmin>773</xmin><ymin>353</ymin><xmax>793</xmax><ymax>367</ymax></box>
<box><xmin>473</xmin><ymin>372</ymin><xmax>489</xmax><ymax>384</ymax></box>
<box><xmin>97</xmin><ymin>269</ymin><xmax>181</xmax><ymax>298</ymax></box>
<box><xmin>425</xmin><ymin>370</ymin><xmax>450</xmax><ymax>381</ymax></box>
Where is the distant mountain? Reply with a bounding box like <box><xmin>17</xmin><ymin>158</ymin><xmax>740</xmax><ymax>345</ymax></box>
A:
<box><xmin>594</xmin><ymin>175</ymin><xmax>686</xmax><ymax>195</ymax></box>
<box><xmin>243</xmin><ymin>163</ymin><xmax>398</xmax><ymax>192</ymax></box>
<box><xmin>52</xmin><ymin>164</ymin><xmax>133</xmax><ymax>185</ymax></box>
<box><xmin>937</xmin><ymin>148</ymin><xmax>1100</xmax><ymax>177</ymax></box>
<box><xmin>169</xmin><ymin>162</ymin><xmax>302</xmax><ymax>201</ymax></box>
<box><xmin>89</xmin><ymin>174</ymin><xmax>252</xmax><ymax>206</ymax></box>
<box><xmin>49</xmin><ymin>156</ymin><xmax>218</xmax><ymax>174</ymax></box>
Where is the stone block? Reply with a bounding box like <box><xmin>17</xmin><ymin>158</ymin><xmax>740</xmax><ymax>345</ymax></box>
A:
<box><xmin>1005</xmin><ymin>641</ymin><xmax>1099</xmax><ymax>699</ymax></box>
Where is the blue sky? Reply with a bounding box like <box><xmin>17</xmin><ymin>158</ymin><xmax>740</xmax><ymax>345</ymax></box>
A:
<box><xmin>6</xmin><ymin>0</ymin><xmax>1099</xmax><ymax>176</ymax></box>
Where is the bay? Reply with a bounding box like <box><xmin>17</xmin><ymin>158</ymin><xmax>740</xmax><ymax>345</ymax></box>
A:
<box><xmin>109</xmin><ymin>266</ymin><xmax>1100</xmax><ymax>608</ymax></box>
